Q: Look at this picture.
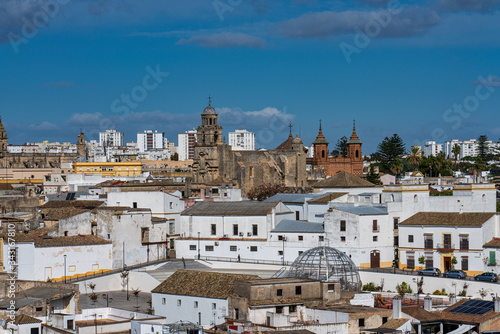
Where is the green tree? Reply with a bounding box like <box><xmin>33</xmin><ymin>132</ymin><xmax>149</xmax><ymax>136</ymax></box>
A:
<box><xmin>452</xmin><ymin>144</ymin><xmax>461</xmax><ymax>170</ymax></box>
<box><xmin>333</xmin><ymin>136</ymin><xmax>348</xmax><ymax>157</ymax></box>
<box><xmin>376</xmin><ymin>134</ymin><xmax>407</xmax><ymax>174</ymax></box>
<box><xmin>390</xmin><ymin>158</ymin><xmax>404</xmax><ymax>178</ymax></box>
<box><xmin>170</xmin><ymin>152</ymin><xmax>179</xmax><ymax>161</ymax></box>
<box><xmin>407</xmin><ymin>146</ymin><xmax>421</xmax><ymax>171</ymax></box>
<box><xmin>396</xmin><ymin>281</ymin><xmax>413</xmax><ymax>297</ymax></box>
<box><xmin>366</xmin><ymin>165</ymin><xmax>381</xmax><ymax>185</ymax></box>
<box><xmin>477</xmin><ymin>135</ymin><xmax>489</xmax><ymax>161</ymax></box>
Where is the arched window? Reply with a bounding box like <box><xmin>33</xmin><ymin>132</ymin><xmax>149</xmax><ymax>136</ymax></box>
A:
<box><xmin>414</xmin><ymin>194</ymin><xmax>418</xmax><ymax>203</ymax></box>
<box><xmin>355</xmin><ymin>150</ymin><xmax>359</xmax><ymax>158</ymax></box>
<box><xmin>322</xmin><ymin>150</ymin><xmax>325</xmax><ymax>158</ymax></box>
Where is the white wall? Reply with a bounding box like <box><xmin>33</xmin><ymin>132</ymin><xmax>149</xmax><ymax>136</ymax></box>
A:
<box><xmin>152</xmin><ymin>293</ymin><xmax>227</xmax><ymax>326</ymax></box>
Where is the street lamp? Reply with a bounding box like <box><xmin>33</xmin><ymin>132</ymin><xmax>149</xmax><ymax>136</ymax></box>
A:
<box><xmin>198</xmin><ymin>232</ymin><xmax>201</xmax><ymax>260</ymax></box>
<box><xmin>102</xmin><ymin>294</ymin><xmax>113</xmax><ymax>307</ymax></box>
<box><xmin>63</xmin><ymin>255</ymin><xmax>67</xmax><ymax>284</ymax></box>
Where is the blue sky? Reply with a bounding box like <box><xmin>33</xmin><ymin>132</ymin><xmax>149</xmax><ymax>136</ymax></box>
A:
<box><xmin>1</xmin><ymin>0</ymin><xmax>500</xmax><ymax>153</ymax></box>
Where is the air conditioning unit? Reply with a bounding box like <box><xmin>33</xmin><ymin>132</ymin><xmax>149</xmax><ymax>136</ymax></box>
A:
<box><xmin>247</xmin><ymin>232</ymin><xmax>252</xmax><ymax>237</ymax></box>
<box><xmin>239</xmin><ymin>232</ymin><xmax>244</xmax><ymax>237</ymax></box>
<box><xmin>223</xmin><ymin>234</ymin><xmax>229</xmax><ymax>239</ymax></box>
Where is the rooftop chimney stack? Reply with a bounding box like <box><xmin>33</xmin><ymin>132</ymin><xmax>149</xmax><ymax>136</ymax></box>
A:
<box><xmin>424</xmin><ymin>294</ymin><xmax>432</xmax><ymax>311</ymax></box>
<box><xmin>393</xmin><ymin>296</ymin><xmax>402</xmax><ymax>319</ymax></box>
<box><xmin>449</xmin><ymin>294</ymin><xmax>457</xmax><ymax>306</ymax></box>
<box><xmin>495</xmin><ymin>297</ymin><xmax>500</xmax><ymax>312</ymax></box>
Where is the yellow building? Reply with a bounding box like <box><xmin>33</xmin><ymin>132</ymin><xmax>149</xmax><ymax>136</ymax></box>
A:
<box><xmin>73</xmin><ymin>162</ymin><xmax>143</xmax><ymax>177</ymax></box>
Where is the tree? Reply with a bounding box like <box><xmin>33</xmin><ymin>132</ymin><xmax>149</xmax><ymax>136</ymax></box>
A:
<box><xmin>407</xmin><ymin>146</ymin><xmax>421</xmax><ymax>171</ymax></box>
<box><xmin>418</xmin><ymin>255</ymin><xmax>425</xmax><ymax>267</ymax></box>
<box><xmin>451</xmin><ymin>256</ymin><xmax>457</xmax><ymax>269</ymax></box>
<box><xmin>334</xmin><ymin>136</ymin><xmax>348</xmax><ymax>157</ymax></box>
<box><xmin>477</xmin><ymin>135</ymin><xmax>489</xmax><ymax>161</ymax></box>
<box><xmin>395</xmin><ymin>281</ymin><xmax>413</xmax><ymax>297</ymax></box>
<box><xmin>170</xmin><ymin>152</ymin><xmax>179</xmax><ymax>161</ymax></box>
<box><xmin>366</xmin><ymin>165</ymin><xmax>381</xmax><ymax>185</ymax></box>
<box><xmin>247</xmin><ymin>183</ymin><xmax>288</xmax><ymax>201</ymax></box>
<box><xmin>390</xmin><ymin>158</ymin><xmax>404</xmax><ymax>178</ymax></box>
<box><xmin>452</xmin><ymin>144</ymin><xmax>461</xmax><ymax>170</ymax></box>
<box><xmin>376</xmin><ymin>134</ymin><xmax>407</xmax><ymax>173</ymax></box>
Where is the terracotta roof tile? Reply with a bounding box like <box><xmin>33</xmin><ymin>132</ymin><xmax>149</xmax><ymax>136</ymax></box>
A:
<box><xmin>41</xmin><ymin>200</ymin><xmax>104</xmax><ymax>209</ymax></box>
<box><xmin>379</xmin><ymin>318</ymin><xmax>410</xmax><ymax>329</ymax></box>
<box><xmin>41</xmin><ymin>208</ymin><xmax>89</xmax><ymax>221</ymax></box>
<box><xmin>307</xmin><ymin>192</ymin><xmax>348</xmax><ymax>203</ymax></box>
<box><xmin>484</xmin><ymin>237</ymin><xmax>500</xmax><ymax>248</ymax></box>
<box><xmin>402</xmin><ymin>305</ymin><xmax>437</xmax><ymax>321</ymax></box>
<box><xmin>10</xmin><ymin>229</ymin><xmax>111</xmax><ymax>247</ymax></box>
<box><xmin>13</xmin><ymin>314</ymin><xmax>42</xmax><ymax>325</ymax></box>
<box><xmin>400</xmin><ymin>212</ymin><xmax>496</xmax><ymax>227</ymax></box>
<box><xmin>152</xmin><ymin>270</ymin><xmax>258</xmax><ymax>299</ymax></box>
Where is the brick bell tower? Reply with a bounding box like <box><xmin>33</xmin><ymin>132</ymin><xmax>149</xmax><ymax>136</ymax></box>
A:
<box><xmin>0</xmin><ymin>116</ymin><xmax>8</xmax><ymax>156</ymax></box>
<box><xmin>312</xmin><ymin>120</ymin><xmax>329</xmax><ymax>163</ymax></box>
<box><xmin>346</xmin><ymin>120</ymin><xmax>363</xmax><ymax>174</ymax></box>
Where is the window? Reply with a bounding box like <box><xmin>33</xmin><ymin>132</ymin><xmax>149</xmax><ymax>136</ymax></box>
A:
<box><xmin>372</xmin><ymin>220</ymin><xmax>378</xmax><ymax>232</ymax></box>
<box><xmin>341</xmin><ymin>236</ymin><xmax>346</xmax><ymax>242</ymax></box>
<box><xmin>205</xmin><ymin>245</ymin><xmax>214</xmax><ymax>251</ymax></box>
<box><xmin>298</xmin><ymin>235</ymin><xmax>303</xmax><ymax>241</ymax></box>
<box><xmin>278</xmin><ymin>235</ymin><xmax>284</xmax><ymax>241</ymax></box>
<box><xmin>424</xmin><ymin>234</ymin><xmax>433</xmax><ymax>249</ymax></box>
<box><xmin>212</xmin><ymin>303</ymin><xmax>216</xmax><ymax>310</ymax></box>
<box><xmin>194</xmin><ymin>301</ymin><xmax>198</xmax><ymax>308</ymax></box>
<box><xmin>298</xmin><ymin>251</ymin><xmax>303</xmax><ymax>256</ymax></box>
<box><xmin>276</xmin><ymin>306</ymin><xmax>283</xmax><ymax>314</ymax></box>
<box><xmin>295</xmin><ymin>286</ymin><xmax>302</xmax><ymax>295</ymax></box>
<box><xmin>233</xmin><ymin>224</ymin><xmax>239</xmax><ymax>236</ymax></box>
<box><xmin>277</xmin><ymin>289</ymin><xmax>283</xmax><ymax>296</ymax></box>
<box><xmin>340</xmin><ymin>220</ymin><xmax>346</xmax><ymax>232</ymax></box>
<box><xmin>373</xmin><ymin>236</ymin><xmax>378</xmax><ymax>242</ymax></box>
<box><xmin>252</xmin><ymin>224</ymin><xmax>258</xmax><ymax>236</ymax></box>
<box><xmin>190</xmin><ymin>245</ymin><xmax>196</xmax><ymax>250</ymax></box>
<box><xmin>250</xmin><ymin>246</ymin><xmax>257</xmax><ymax>252</ymax></box>
<box><xmin>278</xmin><ymin>250</ymin><xmax>283</xmax><ymax>256</ymax></box>
<box><xmin>133</xmin><ymin>202</ymin><xmax>138</xmax><ymax>208</ymax></box>
<box><xmin>230</xmin><ymin>245</ymin><xmax>237</xmax><ymax>252</ymax></box>
<box><xmin>407</xmin><ymin>254</ymin><xmax>415</xmax><ymax>269</ymax></box>
<box><xmin>296</xmin><ymin>211</ymin><xmax>300</xmax><ymax>220</ymax></box>
<box><xmin>141</xmin><ymin>227</ymin><xmax>149</xmax><ymax>243</ymax></box>
<box><xmin>64</xmin><ymin>231</ymin><xmax>68</xmax><ymax>236</ymax></box>
<box><xmin>382</xmin><ymin>317</ymin><xmax>388</xmax><ymax>324</ymax></box>
<box><xmin>462</xmin><ymin>256</ymin><xmax>469</xmax><ymax>271</ymax></box>
<box><xmin>319</xmin><ymin>236</ymin><xmax>324</xmax><ymax>242</ymax></box>
<box><xmin>289</xmin><ymin>305</ymin><xmax>297</xmax><ymax>313</ymax></box>
<box><xmin>211</xmin><ymin>224</ymin><xmax>216</xmax><ymax>235</ymax></box>
<box><xmin>177</xmin><ymin>299</ymin><xmax>181</xmax><ymax>306</ymax></box>
<box><xmin>425</xmin><ymin>254</ymin><xmax>433</xmax><ymax>268</ymax></box>
<box><xmin>170</xmin><ymin>202</ymin><xmax>173</xmax><ymax>209</ymax></box>
<box><xmin>162</xmin><ymin>298</ymin><xmax>166</xmax><ymax>305</ymax></box>
<box><xmin>443</xmin><ymin>234</ymin><xmax>452</xmax><ymax>249</ymax></box>
<box><xmin>460</xmin><ymin>235</ymin><xmax>469</xmax><ymax>250</ymax></box>
<box><xmin>408</xmin><ymin>235</ymin><xmax>414</xmax><ymax>243</ymax></box>
<box><xmin>358</xmin><ymin>318</ymin><xmax>365</xmax><ymax>327</ymax></box>
<box><xmin>35</xmin><ymin>307</ymin><xmax>43</xmax><ymax>312</ymax></box>
<box><xmin>393</xmin><ymin>217</ymin><xmax>399</xmax><ymax>229</ymax></box>
<box><xmin>328</xmin><ymin>284</ymin><xmax>335</xmax><ymax>291</ymax></box>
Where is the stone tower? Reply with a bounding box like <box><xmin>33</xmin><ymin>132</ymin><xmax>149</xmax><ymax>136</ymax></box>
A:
<box><xmin>196</xmin><ymin>98</ymin><xmax>223</xmax><ymax>146</ymax></box>
<box><xmin>312</xmin><ymin>121</ymin><xmax>329</xmax><ymax>162</ymax></box>
<box><xmin>0</xmin><ymin>117</ymin><xmax>8</xmax><ymax>155</ymax></box>
<box><xmin>346</xmin><ymin>121</ymin><xmax>363</xmax><ymax>174</ymax></box>
<box><xmin>77</xmin><ymin>132</ymin><xmax>86</xmax><ymax>159</ymax></box>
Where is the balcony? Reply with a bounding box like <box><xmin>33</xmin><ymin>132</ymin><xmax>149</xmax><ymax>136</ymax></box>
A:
<box><xmin>436</xmin><ymin>243</ymin><xmax>454</xmax><ymax>251</ymax></box>
<box><xmin>424</xmin><ymin>240</ymin><xmax>434</xmax><ymax>249</ymax></box>
<box><xmin>459</xmin><ymin>241</ymin><xmax>469</xmax><ymax>250</ymax></box>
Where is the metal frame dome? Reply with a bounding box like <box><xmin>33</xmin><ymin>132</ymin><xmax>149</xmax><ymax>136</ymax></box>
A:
<box><xmin>288</xmin><ymin>246</ymin><xmax>361</xmax><ymax>291</ymax></box>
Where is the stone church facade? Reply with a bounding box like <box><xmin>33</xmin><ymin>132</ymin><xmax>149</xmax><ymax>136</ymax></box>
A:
<box><xmin>306</xmin><ymin>122</ymin><xmax>363</xmax><ymax>176</ymax></box>
<box><xmin>0</xmin><ymin>118</ymin><xmax>85</xmax><ymax>168</ymax></box>
<box><xmin>191</xmin><ymin>103</ymin><xmax>308</xmax><ymax>195</ymax></box>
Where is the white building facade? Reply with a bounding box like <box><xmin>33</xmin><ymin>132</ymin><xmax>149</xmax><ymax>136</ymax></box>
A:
<box><xmin>178</xmin><ymin>130</ymin><xmax>197</xmax><ymax>161</ymax></box>
<box><xmin>99</xmin><ymin>129</ymin><xmax>124</xmax><ymax>147</ymax></box>
<box><xmin>423</xmin><ymin>141</ymin><xmax>443</xmax><ymax>157</ymax></box>
<box><xmin>228</xmin><ymin>129</ymin><xmax>255</xmax><ymax>151</ymax></box>
<box><xmin>137</xmin><ymin>130</ymin><xmax>165</xmax><ymax>152</ymax></box>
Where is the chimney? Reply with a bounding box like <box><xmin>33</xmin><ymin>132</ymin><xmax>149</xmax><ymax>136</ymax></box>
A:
<box><xmin>449</xmin><ymin>294</ymin><xmax>457</xmax><ymax>306</ymax></box>
<box><xmin>201</xmin><ymin>188</ymin><xmax>205</xmax><ymax>200</ymax></box>
<box><xmin>424</xmin><ymin>294</ymin><xmax>432</xmax><ymax>311</ymax></box>
<box><xmin>393</xmin><ymin>296</ymin><xmax>401</xmax><ymax>319</ymax></box>
<box><xmin>495</xmin><ymin>297</ymin><xmax>500</xmax><ymax>312</ymax></box>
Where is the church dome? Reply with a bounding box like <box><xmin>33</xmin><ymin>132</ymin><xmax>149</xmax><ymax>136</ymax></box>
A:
<box><xmin>287</xmin><ymin>246</ymin><xmax>361</xmax><ymax>291</ymax></box>
<box><xmin>203</xmin><ymin>105</ymin><xmax>217</xmax><ymax>115</ymax></box>
<box><xmin>292</xmin><ymin>136</ymin><xmax>303</xmax><ymax>144</ymax></box>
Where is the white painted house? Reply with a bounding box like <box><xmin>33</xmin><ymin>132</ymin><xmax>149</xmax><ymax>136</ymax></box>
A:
<box><xmin>398</xmin><ymin>212</ymin><xmax>499</xmax><ymax>275</ymax></box>
<box><xmin>0</xmin><ymin>315</ymin><xmax>42</xmax><ymax>334</ymax></box>
<box><xmin>4</xmin><ymin>229</ymin><xmax>112</xmax><ymax>281</ymax></box>
<box><xmin>151</xmin><ymin>270</ymin><xmax>258</xmax><ymax>327</ymax></box>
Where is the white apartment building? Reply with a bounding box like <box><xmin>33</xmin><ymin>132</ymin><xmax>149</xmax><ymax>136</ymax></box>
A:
<box><xmin>444</xmin><ymin>138</ymin><xmax>500</xmax><ymax>160</ymax></box>
<box><xmin>99</xmin><ymin>129</ymin><xmax>124</xmax><ymax>147</ymax></box>
<box><xmin>178</xmin><ymin>129</ymin><xmax>197</xmax><ymax>161</ymax></box>
<box><xmin>228</xmin><ymin>129</ymin><xmax>255</xmax><ymax>151</ymax></box>
<box><xmin>423</xmin><ymin>141</ymin><xmax>443</xmax><ymax>157</ymax></box>
<box><xmin>137</xmin><ymin>130</ymin><xmax>164</xmax><ymax>152</ymax></box>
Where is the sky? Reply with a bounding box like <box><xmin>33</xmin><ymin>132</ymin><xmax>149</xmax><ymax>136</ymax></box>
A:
<box><xmin>1</xmin><ymin>0</ymin><xmax>500</xmax><ymax>154</ymax></box>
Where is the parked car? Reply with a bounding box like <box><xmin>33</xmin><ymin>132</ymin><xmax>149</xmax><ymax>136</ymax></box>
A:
<box><xmin>418</xmin><ymin>268</ymin><xmax>441</xmax><ymax>276</ymax></box>
<box><xmin>474</xmin><ymin>272</ymin><xmax>498</xmax><ymax>282</ymax></box>
<box><xmin>443</xmin><ymin>270</ymin><xmax>467</xmax><ymax>279</ymax></box>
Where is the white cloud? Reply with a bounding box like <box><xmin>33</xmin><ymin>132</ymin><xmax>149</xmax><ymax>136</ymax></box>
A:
<box><xmin>28</xmin><ymin>121</ymin><xmax>58</xmax><ymax>131</ymax></box>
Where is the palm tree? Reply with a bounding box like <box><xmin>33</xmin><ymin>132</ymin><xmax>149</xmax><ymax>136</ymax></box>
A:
<box><xmin>452</xmin><ymin>144</ymin><xmax>460</xmax><ymax>171</ymax></box>
<box><xmin>391</xmin><ymin>158</ymin><xmax>404</xmax><ymax>179</ymax></box>
<box><xmin>407</xmin><ymin>147</ymin><xmax>421</xmax><ymax>171</ymax></box>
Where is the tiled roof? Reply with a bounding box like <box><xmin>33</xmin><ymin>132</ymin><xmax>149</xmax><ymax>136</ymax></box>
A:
<box><xmin>272</xmin><ymin>220</ymin><xmax>324</xmax><ymax>233</ymax></box>
<box><xmin>152</xmin><ymin>270</ymin><xmax>258</xmax><ymax>299</ymax></box>
<box><xmin>379</xmin><ymin>318</ymin><xmax>410</xmax><ymax>330</ymax></box>
<box><xmin>436</xmin><ymin>298</ymin><xmax>500</xmax><ymax>324</ymax></box>
<box><xmin>402</xmin><ymin>305</ymin><xmax>437</xmax><ymax>321</ymax></box>
<box><xmin>12</xmin><ymin>229</ymin><xmax>111</xmax><ymax>247</ymax></box>
<box><xmin>399</xmin><ymin>212</ymin><xmax>496</xmax><ymax>226</ymax></box>
<box><xmin>181</xmin><ymin>201</ymin><xmax>280</xmax><ymax>216</ymax></box>
<box><xmin>330</xmin><ymin>204</ymin><xmax>388</xmax><ymax>215</ymax></box>
<box><xmin>307</xmin><ymin>192</ymin><xmax>348</xmax><ymax>203</ymax></box>
<box><xmin>41</xmin><ymin>208</ymin><xmax>89</xmax><ymax>221</ymax></box>
<box><xmin>484</xmin><ymin>237</ymin><xmax>500</xmax><ymax>248</ymax></box>
<box><xmin>0</xmin><ymin>183</ymin><xmax>14</xmax><ymax>191</ymax></box>
<box><xmin>41</xmin><ymin>200</ymin><xmax>104</xmax><ymax>209</ymax></box>
<box><xmin>152</xmin><ymin>217</ymin><xmax>168</xmax><ymax>223</ymax></box>
<box><xmin>13</xmin><ymin>314</ymin><xmax>43</xmax><ymax>325</ymax></box>
<box><xmin>313</xmin><ymin>171</ymin><xmax>376</xmax><ymax>188</ymax></box>
<box><xmin>266</xmin><ymin>193</ymin><xmax>315</xmax><ymax>203</ymax></box>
